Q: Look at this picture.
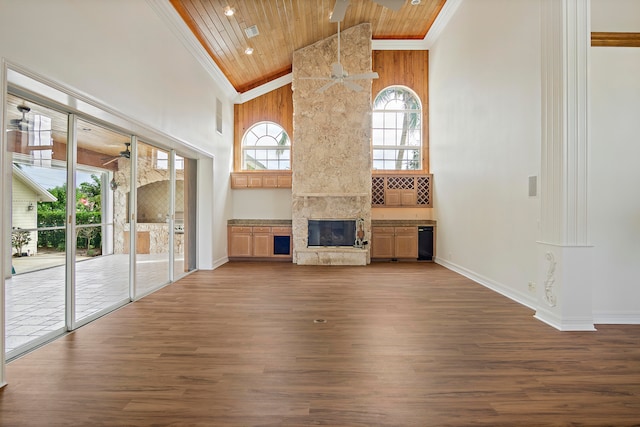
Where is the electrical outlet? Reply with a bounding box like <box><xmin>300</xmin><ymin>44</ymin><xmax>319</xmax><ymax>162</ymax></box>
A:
<box><xmin>528</xmin><ymin>281</ymin><xmax>536</xmax><ymax>292</ymax></box>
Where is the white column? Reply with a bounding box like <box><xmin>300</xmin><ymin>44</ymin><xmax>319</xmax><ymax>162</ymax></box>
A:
<box><xmin>537</xmin><ymin>0</ymin><xmax>594</xmax><ymax>330</ymax></box>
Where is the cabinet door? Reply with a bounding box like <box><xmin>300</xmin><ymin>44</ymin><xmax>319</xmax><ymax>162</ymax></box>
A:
<box><xmin>385</xmin><ymin>190</ymin><xmax>402</xmax><ymax>206</ymax></box>
<box><xmin>231</xmin><ymin>174</ymin><xmax>248</xmax><ymax>188</ymax></box>
<box><xmin>394</xmin><ymin>227</ymin><xmax>418</xmax><ymax>258</ymax></box>
<box><xmin>229</xmin><ymin>227</ymin><xmax>252</xmax><ymax>257</ymax></box>
<box><xmin>248</xmin><ymin>176</ymin><xmax>263</xmax><ymax>188</ymax></box>
<box><xmin>400</xmin><ymin>190</ymin><xmax>417</xmax><ymax>206</ymax></box>
<box><xmin>371</xmin><ymin>227</ymin><xmax>395</xmax><ymax>258</ymax></box>
<box><xmin>277</xmin><ymin>174</ymin><xmax>292</xmax><ymax>188</ymax></box>
<box><xmin>253</xmin><ymin>233</ymin><xmax>271</xmax><ymax>257</ymax></box>
<box><xmin>251</xmin><ymin>226</ymin><xmax>271</xmax><ymax>257</ymax></box>
<box><xmin>263</xmin><ymin>175</ymin><xmax>278</xmax><ymax>188</ymax></box>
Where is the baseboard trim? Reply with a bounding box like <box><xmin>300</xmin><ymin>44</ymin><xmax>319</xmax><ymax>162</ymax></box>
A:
<box><xmin>211</xmin><ymin>257</ymin><xmax>229</xmax><ymax>270</ymax></box>
<box><xmin>534</xmin><ymin>308</ymin><xmax>597</xmax><ymax>331</ymax></box>
<box><xmin>435</xmin><ymin>257</ymin><xmax>536</xmax><ymax>310</ymax></box>
<box><xmin>593</xmin><ymin>312</ymin><xmax>640</xmax><ymax>325</ymax></box>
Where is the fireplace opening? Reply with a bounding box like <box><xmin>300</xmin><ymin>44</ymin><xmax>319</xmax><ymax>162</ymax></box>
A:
<box><xmin>308</xmin><ymin>220</ymin><xmax>356</xmax><ymax>247</ymax></box>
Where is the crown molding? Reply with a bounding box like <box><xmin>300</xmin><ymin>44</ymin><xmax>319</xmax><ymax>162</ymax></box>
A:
<box><xmin>371</xmin><ymin>39</ymin><xmax>428</xmax><ymax>50</ymax></box>
<box><xmin>146</xmin><ymin>0</ymin><xmax>238</xmax><ymax>101</ymax></box>
<box><xmin>423</xmin><ymin>0</ymin><xmax>464</xmax><ymax>48</ymax></box>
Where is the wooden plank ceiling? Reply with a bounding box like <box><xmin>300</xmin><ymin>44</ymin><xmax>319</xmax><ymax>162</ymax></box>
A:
<box><xmin>170</xmin><ymin>0</ymin><xmax>446</xmax><ymax>93</ymax></box>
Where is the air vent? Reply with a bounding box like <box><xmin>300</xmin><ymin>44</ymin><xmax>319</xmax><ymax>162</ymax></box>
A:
<box><xmin>244</xmin><ymin>25</ymin><xmax>259</xmax><ymax>38</ymax></box>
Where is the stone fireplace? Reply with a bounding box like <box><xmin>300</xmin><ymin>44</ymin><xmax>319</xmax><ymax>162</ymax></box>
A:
<box><xmin>291</xmin><ymin>24</ymin><xmax>373</xmax><ymax>265</ymax></box>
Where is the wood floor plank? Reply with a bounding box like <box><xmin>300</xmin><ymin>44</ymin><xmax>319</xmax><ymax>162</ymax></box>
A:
<box><xmin>1</xmin><ymin>262</ymin><xmax>640</xmax><ymax>426</ymax></box>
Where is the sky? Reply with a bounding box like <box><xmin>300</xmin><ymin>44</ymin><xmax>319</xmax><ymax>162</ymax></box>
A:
<box><xmin>19</xmin><ymin>165</ymin><xmax>97</xmax><ymax>190</ymax></box>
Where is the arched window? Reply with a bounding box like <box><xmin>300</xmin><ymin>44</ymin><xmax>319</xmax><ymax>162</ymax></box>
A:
<box><xmin>372</xmin><ymin>86</ymin><xmax>422</xmax><ymax>170</ymax></box>
<box><xmin>241</xmin><ymin>121</ymin><xmax>291</xmax><ymax>170</ymax></box>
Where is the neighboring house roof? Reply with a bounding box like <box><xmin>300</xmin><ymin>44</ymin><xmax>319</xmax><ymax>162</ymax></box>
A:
<box><xmin>12</xmin><ymin>165</ymin><xmax>58</xmax><ymax>203</ymax></box>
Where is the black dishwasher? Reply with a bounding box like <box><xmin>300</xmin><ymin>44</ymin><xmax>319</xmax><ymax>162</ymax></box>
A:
<box><xmin>418</xmin><ymin>226</ymin><xmax>434</xmax><ymax>261</ymax></box>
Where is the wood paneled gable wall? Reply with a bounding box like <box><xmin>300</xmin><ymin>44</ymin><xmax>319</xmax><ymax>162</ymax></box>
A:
<box><xmin>372</xmin><ymin>50</ymin><xmax>430</xmax><ymax>173</ymax></box>
<box><xmin>233</xmin><ymin>84</ymin><xmax>294</xmax><ymax>172</ymax></box>
<box><xmin>233</xmin><ymin>50</ymin><xmax>430</xmax><ymax>174</ymax></box>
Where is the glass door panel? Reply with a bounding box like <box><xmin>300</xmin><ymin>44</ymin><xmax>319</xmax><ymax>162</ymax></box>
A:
<box><xmin>74</xmin><ymin>119</ymin><xmax>130</xmax><ymax>324</ymax></box>
<box><xmin>175</xmin><ymin>156</ymin><xmax>197</xmax><ymax>278</ymax></box>
<box><xmin>173</xmin><ymin>154</ymin><xmax>186</xmax><ymax>280</ymax></box>
<box><xmin>135</xmin><ymin>141</ymin><xmax>170</xmax><ymax>296</ymax></box>
<box><xmin>5</xmin><ymin>94</ymin><xmax>67</xmax><ymax>357</ymax></box>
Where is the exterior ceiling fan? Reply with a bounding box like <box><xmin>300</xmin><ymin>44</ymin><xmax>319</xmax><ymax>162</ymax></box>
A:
<box><xmin>9</xmin><ymin>105</ymin><xmax>32</xmax><ymax>132</ymax></box>
<box><xmin>102</xmin><ymin>142</ymin><xmax>131</xmax><ymax>166</ymax></box>
<box><xmin>300</xmin><ymin>21</ymin><xmax>379</xmax><ymax>93</ymax></box>
<box><xmin>329</xmin><ymin>0</ymin><xmax>405</xmax><ymax>23</ymax></box>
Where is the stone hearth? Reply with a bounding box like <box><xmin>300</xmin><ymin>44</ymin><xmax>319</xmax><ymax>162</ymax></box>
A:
<box><xmin>291</xmin><ymin>24</ymin><xmax>373</xmax><ymax>265</ymax></box>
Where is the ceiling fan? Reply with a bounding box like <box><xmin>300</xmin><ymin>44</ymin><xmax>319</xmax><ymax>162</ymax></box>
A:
<box><xmin>102</xmin><ymin>142</ymin><xmax>131</xmax><ymax>166</ymax></box>
<box><xmin>330</xmin><ymin>0</ymin><xmax>405</xmax><ymax>23</ymax></box>
<box><xmin>9</xmin><ymin>105</ymin><xmax>32</xmax><ymax>132</ymax></box>
<box><xmin>300</xmin><ymin>21</ymin><xmax>379</xmax><ymax>93</ymax></box>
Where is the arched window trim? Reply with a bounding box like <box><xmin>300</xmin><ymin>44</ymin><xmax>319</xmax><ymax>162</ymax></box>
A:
<box><xmin>241</xmin><ymin>121</ymin><xmax>291</xmax><ymax>171</ymax></box>
<box><xmin>372</xmin><ymin>85</ymin><xmax>423</xmax><ymax>171</ymax></box>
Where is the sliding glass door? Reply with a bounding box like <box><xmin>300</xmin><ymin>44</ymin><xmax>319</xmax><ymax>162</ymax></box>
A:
<box><xmin>5</xmin><ymin>94</ymin><xmax>67</xmax><ymax>356</ymax></box>
<box><xmin>4</xmin><ymin>82</ymin><xmax>199</xmax><ymax>360</ymax></box>
<box><xmin>73</xmin><ymin>118</ymin><xmax>131</xmax><ymax>326</ymax></box>
<box><xmin>134</xmin><ymin>140</ymin><xmax>171</xmax><ymax>296</ymax></box>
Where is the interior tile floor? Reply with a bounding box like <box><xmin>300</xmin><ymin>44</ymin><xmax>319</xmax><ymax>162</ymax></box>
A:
<box><xmin>5</xmin><ymin>253</ymin><xmax>184</xmax><ymax>355</ymax></box>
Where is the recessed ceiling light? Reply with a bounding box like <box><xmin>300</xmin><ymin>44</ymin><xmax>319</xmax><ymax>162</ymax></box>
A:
<box><xmin>244</xmin><ymin>47</ymin><xmax>254</xmax><ymax>55</ymax></box>
<box><xmin>224</xmin><ymin>6</ymin><xmax>235</xmax><ymax>17</ymax></box>
<box><xmin>411</xmin><ymin>0</ymin><xmax>421</xmax><ymax>4</ymax></box>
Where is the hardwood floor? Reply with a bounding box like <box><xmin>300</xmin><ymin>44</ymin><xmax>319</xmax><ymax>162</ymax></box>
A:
<box><xmin>1</xmin><ymin>262</ymin><xmax>640</xmax><ymax>426</ymax></box>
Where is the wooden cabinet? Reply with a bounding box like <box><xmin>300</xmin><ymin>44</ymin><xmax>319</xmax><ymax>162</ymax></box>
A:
<box><xmin>251</xmin><ymin>226</ymin><xmax>271</xmax><ymax>257</ymax></box>
<box><xmin>371</xmin><ymin>226</ymin><xmax>418</xmax><ymax>259</ymax></box>
<box><xmin>231</xmin><ymin>172</ymin><xmax>292</xmax><ymax>189</ymax></box>
<box><xmin>371</xmin><ymin>175</ymin><xmax>432</xmax><ymax>208</ymax></box>
<box><xmin>385</xmin><ymin>189</ymin><xmax>417</xmax><ymax>206</ymax></box>
<box><xmin>228</xmin><ymin>225</ymin><xmax>292</xmax><ymax>259</ymax></box>
<box><xmin>228</xmin><ymin>226</ymin><xmax>253</xmax><ymax>257</ymax></box>
<box><xmin>370</xmin><ymin>227</ymin><xmax>395</xmax><ymax>258</ymax></box>
<box><xmin>394</xmin><ymin>227</ymin><xmax>419</xmax><ymax>258</ymax></box>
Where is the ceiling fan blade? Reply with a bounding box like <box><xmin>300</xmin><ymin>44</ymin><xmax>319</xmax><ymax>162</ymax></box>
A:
<box><xmin>317</xmin><ymin>80</ymin><xmax>338</xmax><ymax>93</ymax></box>
<box><xmin>102</xmin><ymin>157</ymin><xmax>119</xmax><ymax>166</ymax></box>
<box><xmin>329</xmin><ymin>0</ymin><xmax>349</xmax><ymax>23</ymax></box>
<box><xmin>299</xmin><ymin>76</ymin><xmax>332</xmax><ymax>80</ymax></box>
<box><xmin>372</xmin><ymin>0</ymin><xmax>405</xmax><ymax>11</ymax></box>
<box><xmin>343</xmin><ymin>80</ymin><xmax>364</xmax><ymax>92</ymax></box>
<box><xmin>346</xmin><ymin>71</ymin><xmax>380</xmax><ymax>80</ymax></box>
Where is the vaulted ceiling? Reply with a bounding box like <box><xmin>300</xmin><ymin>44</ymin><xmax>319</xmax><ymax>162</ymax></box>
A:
<box><xmin>170</xmin><ymin>0</ymin><xmax>447</xmax><ymax>93</ymax></box>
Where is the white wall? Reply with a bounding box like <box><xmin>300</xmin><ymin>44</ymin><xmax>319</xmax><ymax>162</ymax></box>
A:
<box><xmin>590</xmin><ymin>0</ymin><xmax>640</xmax><ymax>322</ymax></box>
<box><xmin>232</xmin><ymin>189</ymin><xmax>293</xmax><ymax>219</ymax></box>
<box><xmin>0</xmin><ymin>0</ymin><xmax>236</xmax><ymax>379</ymax></box>
<box><xmin>429</xmin><ymin>0</ymin><xmax>541</xmax><ymax>306</ymax></box>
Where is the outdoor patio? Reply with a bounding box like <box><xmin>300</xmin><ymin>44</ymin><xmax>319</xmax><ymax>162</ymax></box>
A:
<box><xmin>5</xmin><ymin>252</ymin><xmax>182</xmax><ymax>355</ymax></box>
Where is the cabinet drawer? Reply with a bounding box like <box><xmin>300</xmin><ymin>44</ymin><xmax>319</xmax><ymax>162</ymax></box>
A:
<box><xmin>230</xmin><ymin>226</ymin><xmax>252</xmax><ymax>233</ymax></box>
<box><xmin>372</xmin><ymin>226</ymin><xmax>395</xmax><ymax>234</ymax></box>
<box><xmin>252</xmin><ymin>226</ymin><xmax>271</xmax><ymax>233</ymax></box>
<box><xmin>395</xmin><ymin>227</ymin><xmax>417</xmax><ymax>234</ymax></box>
<box><xmin>271</xmin><ymin>226</ymin><xmax>292</xmax><ymax>234</ymax></box>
